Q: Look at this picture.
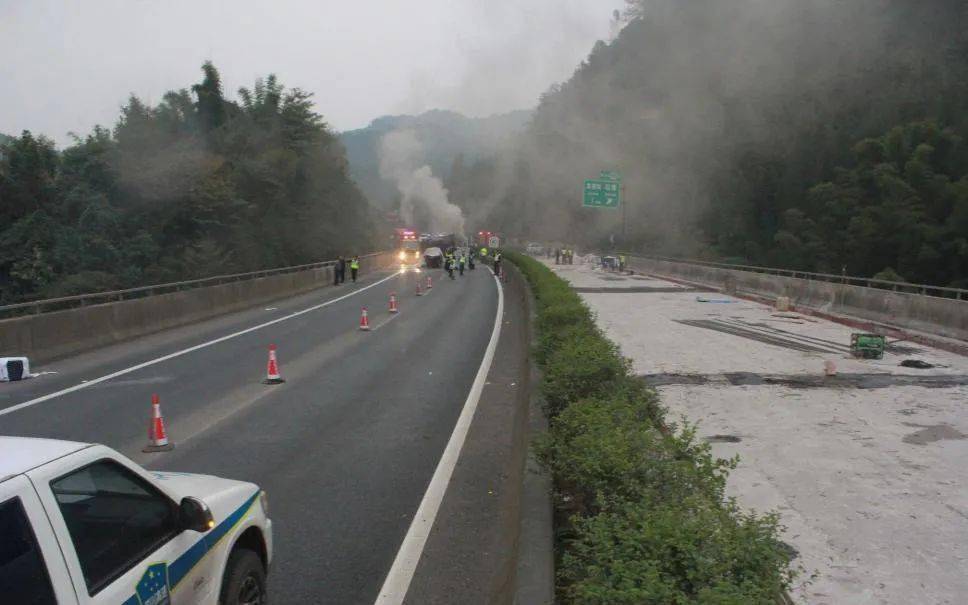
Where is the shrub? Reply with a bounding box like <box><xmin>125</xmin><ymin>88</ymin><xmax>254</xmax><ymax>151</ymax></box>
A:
<box><xmin>560</xmin><ymin>498</ymin><xmax>793</xmax><ymax>605</ymax></box>
<box><xmin>505</xmin><ymin>251</ymin><xmax>795</xmax><ymax>603</ymax></box>
<box><xmin>537</xmin><ymin>392</ymin><xmax>731</xmax><ymax>515</ymax></box>
<box><xmin>534</xmin><ymin>300</ymin><xmax>595</xmax><ymax>364</ymax></box>
<box><xmin>541</xmin><ymin>327</ymin><xmax>629</xmax><ymax>417</ymax></box>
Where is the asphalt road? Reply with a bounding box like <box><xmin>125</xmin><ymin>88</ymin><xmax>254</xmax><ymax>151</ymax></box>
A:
<box><xmin>0</xmin><ymin>264</ymin><xmax>501</xmax><ymax>604</ymax></box>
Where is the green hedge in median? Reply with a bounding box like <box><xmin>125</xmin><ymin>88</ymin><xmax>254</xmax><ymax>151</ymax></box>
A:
<box><xmin>507</xmin><ymin>252</ymin><xmax>795</xmax><ymax>605</ymax></box>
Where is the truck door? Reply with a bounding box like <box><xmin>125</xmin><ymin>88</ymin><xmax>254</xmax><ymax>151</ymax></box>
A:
<box><xmin>0</xmin><ymin>474</ymin><xmax>78</xmax><ymax>604</ymax></box>
<box><xmin>30</xmin><ymin>455</ymin><xmax>214</xmax><ymax>605</ymax></box>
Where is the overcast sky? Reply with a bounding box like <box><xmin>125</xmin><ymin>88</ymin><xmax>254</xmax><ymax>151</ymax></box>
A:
<box><xmin>0</xmin><ymin>0</ymin><xmax>623</xmax><ymax>146</ymax></box>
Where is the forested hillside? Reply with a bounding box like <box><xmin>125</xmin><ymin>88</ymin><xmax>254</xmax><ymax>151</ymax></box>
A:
<box><xmin>0</xmin><ymin>63</ymin><xmax>376</xmax><ymax>304</ymax></box>
<box><xmin>340</xmin><ymin>109</ymin><xmax>530</xmax><ymax>213</ymax></box>
<box><xmin>453</xmin><ymin>0</ymin><xmax>968</xmax><ymax>287</ymax></box>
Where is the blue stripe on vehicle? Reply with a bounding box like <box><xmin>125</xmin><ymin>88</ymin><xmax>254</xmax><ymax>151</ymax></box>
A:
<box><xmin>122</xmin><ymin>491</ymin><xmax>260</xmax><ymax>603</ymax></box>
<box><xmin>169</xmin><ymin>491</ymin><xmax>260</xmax><ymax>589</ymax></box>
<box><xmin>166</xmin><ymin>535</ymin><xmax>208</xmax><ymax>590</ymax></box>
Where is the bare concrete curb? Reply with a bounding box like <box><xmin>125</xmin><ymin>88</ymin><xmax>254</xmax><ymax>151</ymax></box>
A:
<box><xmin>512</xmin><ymin>265</ymin><xmax>555</xmax><ymax>605</ymax></box>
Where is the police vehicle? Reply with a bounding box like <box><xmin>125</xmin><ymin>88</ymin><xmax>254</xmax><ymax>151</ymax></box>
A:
<box><xmin>0</xmin><ymin>436</ymin><xmax>272</xmax><ymax>604</ymax></box>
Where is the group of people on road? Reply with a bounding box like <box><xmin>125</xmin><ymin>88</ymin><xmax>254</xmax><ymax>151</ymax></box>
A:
<box><xmin>555</xmin><ymin>248</ymin><xmax>575</xmax><ymax>265</ymax></box>
<box><xmin>331</xmin><ymin>246</ymin><xmax>502</xmax><ymax>287</ymax></box>
<box><xmin>441</xmin><ymin>246</ymin><xmax>504</xmax><ymax>280</ymax></box>
<box><xmin>334</xmin><ymin>255</ymin><xmax>360</xmax><ymax>285</ymax></box>
<box><xmin>600</xmin><ymin>254</ymin><xmax>627</xmax><ymax>273</ymax></box>
<box><xmin>444</xmin><ymin>247</ymin><xmax>476</xmax><ymax>279</ymax></box>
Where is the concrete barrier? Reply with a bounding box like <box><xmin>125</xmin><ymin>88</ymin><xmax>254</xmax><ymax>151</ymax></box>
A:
<box><xmin>0</xmin><ymin>253</ymin><xmax>395</xmax><ymax>362</ymax></box>
<box><xmin>629</xmin><ymin>256</ymin><xmax>968</xmax><ymax>342</ymax></box>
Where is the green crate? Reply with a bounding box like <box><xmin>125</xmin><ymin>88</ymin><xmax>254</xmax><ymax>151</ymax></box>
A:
<box><xmin>850</xmin><ymin>333</ymin><xmax>886</xmax><ymax>359</ymax></box>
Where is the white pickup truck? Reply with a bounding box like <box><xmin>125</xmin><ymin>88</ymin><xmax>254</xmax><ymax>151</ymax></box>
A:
<box><xmin>0</xmin><ymin>437</ymin><xmax>272</xmax><ymax>605</ymax></box>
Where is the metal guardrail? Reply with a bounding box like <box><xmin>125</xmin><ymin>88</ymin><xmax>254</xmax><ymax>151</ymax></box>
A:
<box><xmin>627</xmin><ymin>254</ymin><xmax>967</xmax><ymax>301</ymax></box>
<box><xmin>0</xmin><ymin>252</ymin><xmax>385</xmax><ymax>318</ymax></box>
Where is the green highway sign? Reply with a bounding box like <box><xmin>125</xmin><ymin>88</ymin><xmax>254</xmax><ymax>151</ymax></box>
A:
<box><xmin>583</xmin><ymin>178</ymin><xmax>621</xmax><ymax>208</ymax></box>
<box><xmin>599</xmin><ymin>170</ymin><xmax>621</xmax><ymax>181</ymax></box>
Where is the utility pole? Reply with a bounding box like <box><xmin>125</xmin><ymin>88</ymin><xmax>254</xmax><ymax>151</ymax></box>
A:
<box><xmin>621</xmin><ymin>182</ymin><xmax>627</xmax><ymax>246</ymax></box>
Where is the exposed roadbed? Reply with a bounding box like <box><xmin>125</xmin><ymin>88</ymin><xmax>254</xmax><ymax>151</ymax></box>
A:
<box><xmin>546</xmin><ymin>258</ymin><xmax>968</xmax><ymax>605</ymax></box>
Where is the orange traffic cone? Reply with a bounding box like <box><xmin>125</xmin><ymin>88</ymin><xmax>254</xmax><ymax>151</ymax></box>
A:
<box><xmin>426</xmin><ymin>275</ymin><xmax>433</xmax><ymax>290</ymax></box>
<box><xmin>416</xmin><ymin>281</ymin><xmax>424</xmax><ymax>296</ymax></box>
<box><xmin>360</xmin><ymin>307</ymin><xmax>371</xmax><ymax>331</ymax></box>
<box><xmin>389</xmin><ymin>292</ymin><xmax>399</xmax><ymax>313</ymax></box>
<box><xmin>143</xmin><ymin>394</ymin><xmax>174</xmax><ymax>452</ymax></box>
<box><xmin>263</xmin><ymin>344</ymin><xmax>285</xmax><ymax>384</ymax></box>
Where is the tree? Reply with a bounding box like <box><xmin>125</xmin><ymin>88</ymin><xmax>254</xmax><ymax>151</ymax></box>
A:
<box><xmin>192</xmin><ymin>61</ymin><xmax>226</xmax><ymax>134</ymax></box>
<box><xmin>0</xmin><ymin>62</ymin><xmax>378</xmax><ymax>304</ymax></box>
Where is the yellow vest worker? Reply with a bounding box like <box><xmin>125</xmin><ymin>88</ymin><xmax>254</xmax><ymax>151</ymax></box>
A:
<box><xmin>350</xmin><ymin>257</ymin><xmax>360</xmax><ymax>282</ymax></box>
<box><xmin>481</xmin><ymin>247</ymin><xmax>488</xmax><ymax>257</ymax></box>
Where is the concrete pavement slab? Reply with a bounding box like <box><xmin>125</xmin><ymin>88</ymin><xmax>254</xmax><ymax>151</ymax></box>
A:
<box><xmin>544</xmin><ymin>256</ymin><xmax>968</xmax><ymax>605</ymax></box>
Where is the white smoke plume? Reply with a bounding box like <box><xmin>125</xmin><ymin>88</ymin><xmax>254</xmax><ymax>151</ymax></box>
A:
<box><xmin>378</xmin><ymin>129</ymin><xmax>465</xmax><ymax>235</ymax></box>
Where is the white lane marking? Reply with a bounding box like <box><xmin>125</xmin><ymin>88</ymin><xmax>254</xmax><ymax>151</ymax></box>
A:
<box><xmin>375</xmin><ymin>267</ymin><xmax>503</xmax><ymax>605</ymax></box>
<box><xmin>0</xmin><ymin>273</ymin><xmax>400</xmax><ymax>417</ymax></box>
<box><xmin>371</xmin><ymin>311</ymin><xmax>401</xmax><ymax>332</ymax></box>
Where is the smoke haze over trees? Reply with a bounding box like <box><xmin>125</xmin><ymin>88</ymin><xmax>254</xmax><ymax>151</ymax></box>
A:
<box><xmin>4</xmin><ymin>1</ymin><xmax>967</xmax><ymax>298</ymax></box>
<box><xmin>0</xmin><ymin>62</ymin><xmax>376</xmax><ymax>304</ymax></box>
<box><xmin>340</xmin><ymin>109</ymin><xmax>530</xmax><ymax>215</ymax></box>
<box><xmin>449</xmin><ymin>0</ymin><xmax>968</xmax><ymax>287</ymax></box>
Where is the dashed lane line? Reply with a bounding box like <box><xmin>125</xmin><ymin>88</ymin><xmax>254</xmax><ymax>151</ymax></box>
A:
<box><xmin>371</xmin><ymin>311</ymin><xmax>402</xmax><ymax>332</ymax></box>
<box><xmin>0</xmin><ymin>272</ymin><xmax>401</xmax><ymax>418</ymax></box>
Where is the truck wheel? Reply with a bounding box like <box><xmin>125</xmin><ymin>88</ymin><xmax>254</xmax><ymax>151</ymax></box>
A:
<box><xmin>220</xmin><ymin>548</ymin><xmax>267</xmax><ymax>605</ymax></box>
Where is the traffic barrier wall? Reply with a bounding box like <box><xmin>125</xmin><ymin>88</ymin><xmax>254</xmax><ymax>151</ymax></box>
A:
<box><xmin>629</xmin><ymin>256</ymin><xmax>968</xmax><ymax>342</ymax></box>
<box><xmin>0</xmin><ymin>253</ymin><xmax>395</xmax><ymax>362</ymax></box>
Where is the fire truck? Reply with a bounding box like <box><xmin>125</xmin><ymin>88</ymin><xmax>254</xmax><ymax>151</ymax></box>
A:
<box><xmin>395</xmin><ymin>229</ymin><xmax>421</xmax><ymax>266</ymax></box>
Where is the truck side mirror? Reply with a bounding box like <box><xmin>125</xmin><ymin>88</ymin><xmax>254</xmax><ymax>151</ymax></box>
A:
<box><xmin>180</xmin><ymin>496</ymin><xmax>215</xmax><ymax>532</ymax></box>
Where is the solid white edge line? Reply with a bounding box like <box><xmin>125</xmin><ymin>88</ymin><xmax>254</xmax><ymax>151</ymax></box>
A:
<box><xmin>375</xmin><ymin>267</ymin><xmax>504</xmax><ymax>605</ymax></box>
<box><xmin>0</xmin><ymin>272</ymin><xmax>401</xmax><ymax>418</ymax></box>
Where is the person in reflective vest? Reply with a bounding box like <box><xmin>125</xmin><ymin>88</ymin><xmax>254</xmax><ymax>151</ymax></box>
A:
<box><xmin>350</xmin><ymin>257</ymin><xmax>360</xmax><ymax>282</ymax></box>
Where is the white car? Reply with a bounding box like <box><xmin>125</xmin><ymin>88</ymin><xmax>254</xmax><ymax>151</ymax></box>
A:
<box><xmin>0</xmin><ymin>436</ymin><xmax>272</xmax><ymax>604</ymax></box>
